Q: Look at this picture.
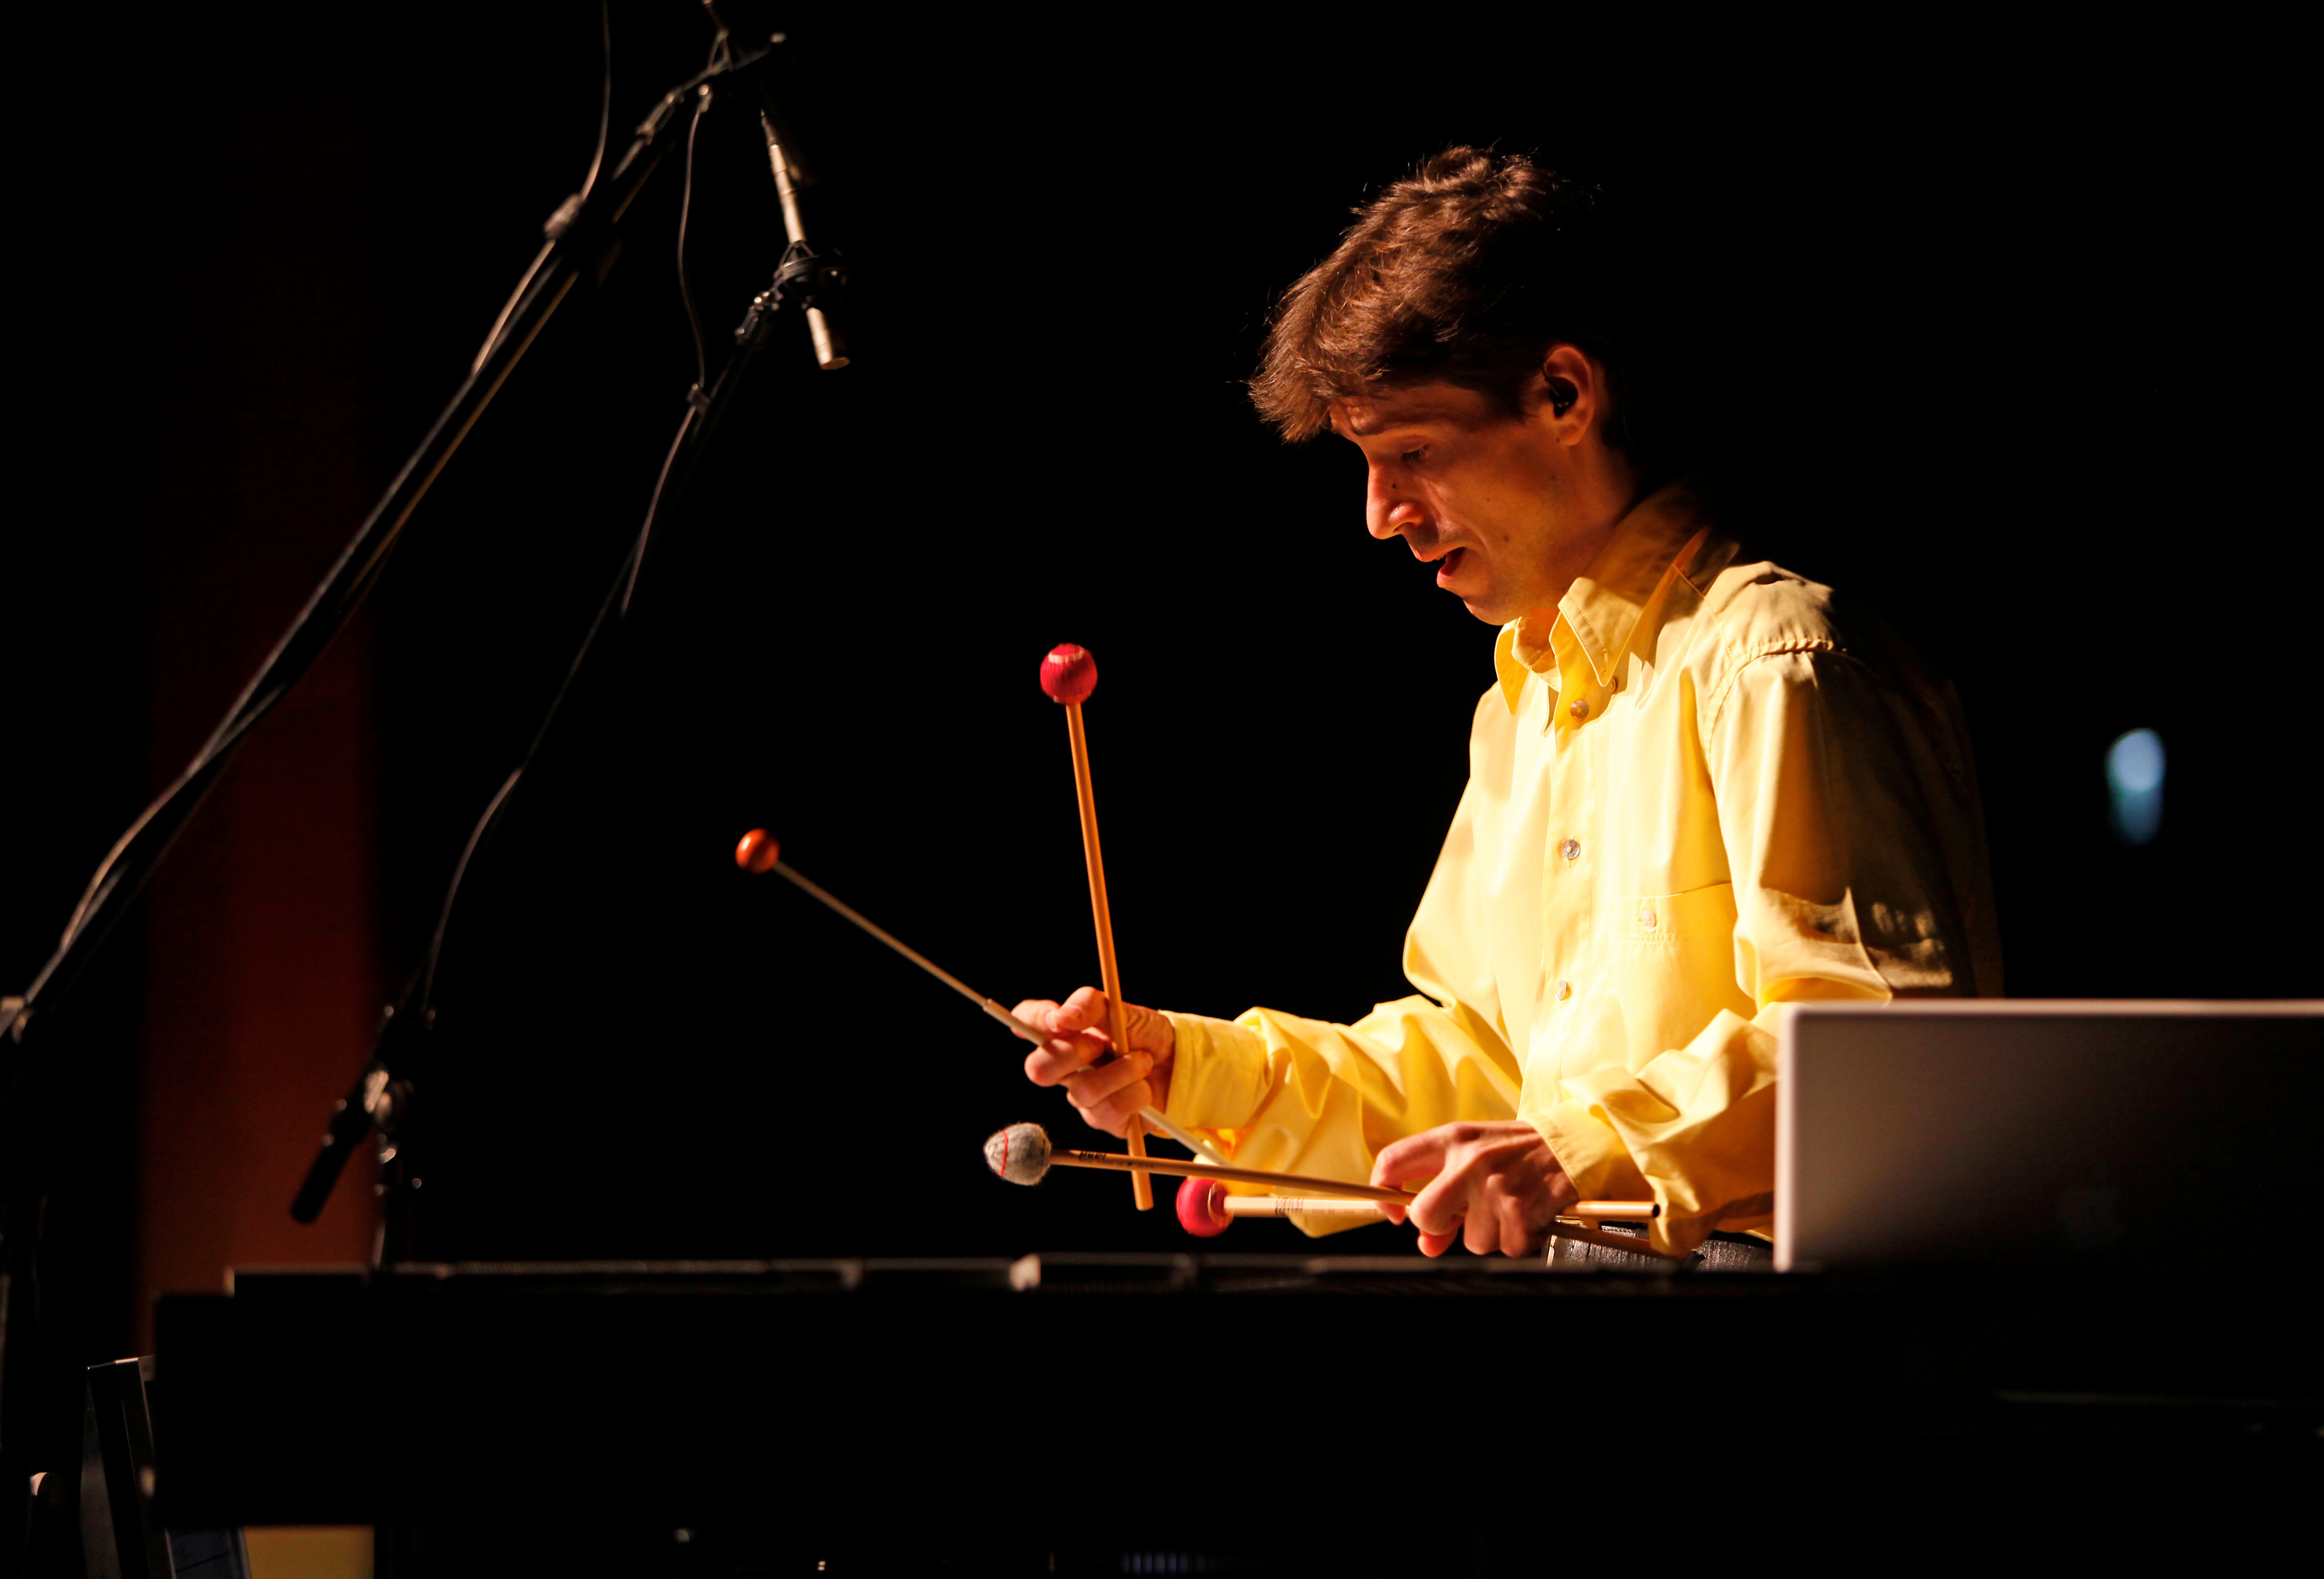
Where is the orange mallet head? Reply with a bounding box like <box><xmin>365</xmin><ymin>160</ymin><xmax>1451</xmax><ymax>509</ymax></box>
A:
<box><xmin>734</xmin><ymin>828</ymin><xmax>781</xmax><ymax>874</ymax></box>
<box><xmin>1040</xmin><ymin>644</ymin><xmax>1097</xmax><ymax>706</ymax></box>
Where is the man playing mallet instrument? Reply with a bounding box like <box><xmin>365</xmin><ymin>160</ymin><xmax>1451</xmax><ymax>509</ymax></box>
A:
<box><xmin>1016</xmin><ymin>150</ymin><xmax>2000</xmax><ymax>1259</ymax></box>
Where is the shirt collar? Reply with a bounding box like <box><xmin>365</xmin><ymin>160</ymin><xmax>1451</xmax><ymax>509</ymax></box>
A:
<box><xmin>1492</xmin><ymin>480</ymin><xmax>1717</xmax><ymax>713</ymax></box>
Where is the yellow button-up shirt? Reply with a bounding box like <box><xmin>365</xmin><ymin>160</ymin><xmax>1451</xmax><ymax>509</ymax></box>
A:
<box><xmin>1162</xmin><ymin>482</ymin><xmax>2002</xmax><ymax>1254</ymax></box>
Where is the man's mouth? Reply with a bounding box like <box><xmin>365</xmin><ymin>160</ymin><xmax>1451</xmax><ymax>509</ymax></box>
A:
<box><xmin>1434</xmin><ymin>546</ymin><xmax>1466</xmax><ymax>586</ymax></box>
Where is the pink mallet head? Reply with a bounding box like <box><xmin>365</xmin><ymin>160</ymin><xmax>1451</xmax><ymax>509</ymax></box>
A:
<box><xmin>1040</xmin><ymin>644</ymin><xmax>1098</xmax><ymax>706</ymax></box>
<box><xmin>734</xmin><ymin>829</ymin><xmax>781</xmax><ymax>874</ymax></box>
<box><xmin>1176</xmin><ymin>1176</ymin><xmax>1231</xmax><ymax>1238</ymax></box>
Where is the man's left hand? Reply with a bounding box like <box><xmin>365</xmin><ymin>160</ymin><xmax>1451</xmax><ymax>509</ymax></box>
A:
<box><xmin>1370</xmin><ymin>1122</ymin><xmax>1579</xmax><ymax>1257</ymax></box>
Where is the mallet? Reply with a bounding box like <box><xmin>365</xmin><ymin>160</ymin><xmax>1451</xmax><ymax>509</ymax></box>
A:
<box><xmin>734</xmin><ymin>830</ymin><xmax>1225</xmax><ymax>1167</ymax></box>
<box><xmin>1177</xmin><ymin>1182</ymin><xmax>1390</xmax><ymax>1228</ymax></box>
<box><xmin>985</xmin><ymin>1121</ymin><xmax>1412</xmax><ymax>1203</ymax></box>
<box><xmin>986</xmin><ymin>1125</ymin><xmax>1677</xmax><ymax>1258</ymax></box>
<box><xmin>1170</xmin><ymin>1176</ymin><xmax>1673</xmax><ymax>1255</ymax></box>
<box><xmin>1040</xmin><ymin>644</ymin><xmax>1152</xmax><ymax>1209</ymax></box>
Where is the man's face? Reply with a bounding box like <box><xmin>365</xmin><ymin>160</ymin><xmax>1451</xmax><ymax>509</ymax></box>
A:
<box><xmin>1331</xmin><ymin>377</ymin><xmax>1597</xmax><ymax>627</ymax></box>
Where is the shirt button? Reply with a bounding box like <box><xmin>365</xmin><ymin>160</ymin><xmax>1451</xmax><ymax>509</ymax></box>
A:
<box><xmin>1556</xmin><ymin>979</ymin><xmax>1573</xmax><ymax>1001</ymax></box>
<box><xmin>1569</xmin><ymin>698</ymin><xmax>1590</xmax><ymax>719</ymax></box>
<box><xmin>1639</xmin><ymin>904</ymin><xmax>1658</xmax><ymax>930</ymax></box>
<box><xmin>1558</xmin><ymin>838</ymin><xmax>1581</xmax><ymax>862</ymax></box>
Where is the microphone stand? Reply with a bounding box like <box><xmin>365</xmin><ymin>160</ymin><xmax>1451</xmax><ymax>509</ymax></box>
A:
<box><xmin>0</xmin><ymin>23</ymin><xmax>835</xmax><ymax>1507</ymax></box>
<box><xmin>1</xmin><ymin>53</ymin><xmax>734</xmax><ymax>1092</ymax></box>
<box><xmin>289</xmin><ymin>38</ymin><xmax>848</xmax><ymax>1259</ymax></box>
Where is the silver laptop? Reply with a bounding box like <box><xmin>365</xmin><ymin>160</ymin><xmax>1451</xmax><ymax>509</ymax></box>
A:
<box><xmin>1776</xmin><ymin>1000</ymin><xmax>2324</xmax><ymax>1272</ymax></box>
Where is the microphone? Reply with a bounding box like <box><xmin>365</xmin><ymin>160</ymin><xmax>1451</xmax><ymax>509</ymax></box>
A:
<box><xmin>702</xmin><ymin>4</ymin><xmax>848</xmax><ymax>370</ymax></box>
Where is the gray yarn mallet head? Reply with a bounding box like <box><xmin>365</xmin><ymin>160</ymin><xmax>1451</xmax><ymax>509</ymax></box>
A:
<box><xmin>984</xmin><ymin>1122</ymin><xmax>1053</xmax><ymax>1186</ymax></box>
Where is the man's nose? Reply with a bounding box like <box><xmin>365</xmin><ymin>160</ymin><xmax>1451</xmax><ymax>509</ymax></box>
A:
<box><xmin>1365</xmin><ymin>466</ymin><xmax>1424</xmax><ymax>541</ymax></box>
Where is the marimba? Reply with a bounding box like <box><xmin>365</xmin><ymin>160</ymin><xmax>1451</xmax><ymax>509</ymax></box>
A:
<box><xmin>153</xmin><ymin>1252</ymin><xmax>2320</xmax><ymax>1572</ymax></box>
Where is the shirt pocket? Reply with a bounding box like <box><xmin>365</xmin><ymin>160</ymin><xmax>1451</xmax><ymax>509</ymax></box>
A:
<box><xmin>1609</xmin><ymin>882</ymin><xmax>1749</xmax><ymax>1067</ymax></box>
<box><xmin>1613</xmin><ymin>882</ymin><xmax>1737</xmax><ymax>947</ymax></box>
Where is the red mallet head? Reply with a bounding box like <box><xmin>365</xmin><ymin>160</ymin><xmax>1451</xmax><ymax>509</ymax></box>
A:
<box><xmin>1040</xmin><ymin>644</ymin><xmax>1097</xmax><ymax>706</ymax></box>
<box><xmin>734</xmin><ymin>829</ymin><xmax>781</xmax><ymax>874</ymax></box>
<box><xmin>1175</xmin><ymin>1176</ymin><xmax>1232</xmax><ymax>1238</ymax></box>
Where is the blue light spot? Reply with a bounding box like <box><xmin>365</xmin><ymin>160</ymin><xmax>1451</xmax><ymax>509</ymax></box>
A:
<box><xmin>2106</xmin><ymin>728</ymin><xmax>2165</xmax><ymax>845</ymax></box>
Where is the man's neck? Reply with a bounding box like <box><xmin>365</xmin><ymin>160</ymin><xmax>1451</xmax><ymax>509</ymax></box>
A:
<box><xmin>1530</xmin><ymin>459</ymin><xmax>1646</xmax><ymax>623</ymax></box>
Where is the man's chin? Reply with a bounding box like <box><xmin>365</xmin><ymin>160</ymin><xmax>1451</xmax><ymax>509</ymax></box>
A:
<box><xmin>1454</xmin><ymin>587</ymin><xmax>1519</xmax><ymax>625</ymax></box>
<box><xmin>1437</xmin><ymin>558</ymin><xmax>1519</xmax><ymax>623</ymax></box>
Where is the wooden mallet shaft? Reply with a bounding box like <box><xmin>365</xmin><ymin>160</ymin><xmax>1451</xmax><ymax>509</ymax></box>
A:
<box><xmin>1129</xmin><ymin>1158</ymin><xmax>1678</xmax><ymax>1254</ymax></box>
<box><xmin>1047</xmin><ymin>1147</ymin><xmax>1414</xmax><ymax>1203</ymax></box>
<box><xmin>998</xmin><ymin>1122</ymin><xmax>1677</xmax><ymax>1254</ymax></box>
<box><xmin>1217</xmin><ymin>1197</ymin><xmax>1658</xmax><ymax>1221</ymax></box>
<box><xmin>1218</xmin><ymin>1200</ymin><xmax>1661</xmax><ymax>1236</ymax></box>
<box><xmin>735</xmin><ymin>832</ymin><xmax>1229</xmax><ymax>1170</ymax></box>
<box><xmin>1568</xmin><ymin>1201</ymin><xmax>1658</xmax><ymax>1220</ymax></box>
<box><xmin>762</xmin><ymin>852</ymin><xmax>1027</xmax><ymax>1032</ymax></box>
<box><xmin>1045</xmin><ymin>646</ymin><xmax>1151</xmax><ymax>1209</ymax></box>
<box><xmin>1224</xmin><ymin>1197</ymin><xmax>1385</xmax><ymax>1219</ymax></box>
<box><xmin>1547</xmin><ymin>1221</ymin><xmax>1687</xmax><ymax>1259</ymax></box>
<box><xmin>1215</xmin><ymin>1200</ymin><xmax>1680</xmax><ymax>1257</ymax></box>
<box><xmin>1064</xmin><ymin>704</ymin><xmax>1149</xmax><ymax>1209</ymax></box>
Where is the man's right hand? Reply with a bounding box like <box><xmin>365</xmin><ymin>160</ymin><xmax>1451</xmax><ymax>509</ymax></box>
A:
<box><xmin>1013</xmin><ymin>986</ymin><xmax>1175</xmax><ymax>1138</ymax></box>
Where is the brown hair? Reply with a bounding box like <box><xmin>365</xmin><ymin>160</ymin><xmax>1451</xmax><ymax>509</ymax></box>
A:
<box><xmin>1253</xmin><ymin>148</ymin><xmax>1667</xmax><ymax>469</ymax></box>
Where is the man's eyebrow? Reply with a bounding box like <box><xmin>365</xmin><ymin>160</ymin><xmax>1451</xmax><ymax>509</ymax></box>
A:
<box><xmin>1339</xmin><ymin>405</ymin><xmax>1454</xmax><ymax>438</ymax></box>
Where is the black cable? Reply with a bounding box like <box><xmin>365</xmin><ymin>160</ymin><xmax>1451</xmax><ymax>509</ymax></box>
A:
<box><xmin>475</xmin><ymin>0</ymin><xmax>619</xmax><ymax>375</ymax></box>
<box><xmin>39</xmin><ymin>17</ymin><xmax>642</xmax><ymax>1005</ymax></box>
<box><xmin>578</xmin><ymin>0</ymin><xmax>613</xmax><ymax>202</ymax></box>
<box><xmin>676</xmin><ymin>32</ymin><xmax>730</xmax><ymax>404</ymax></box>
<box><xmin>416</xmin><ymin>33</ymin><xmax>726</xmax><ymax>1015</ymax></box>
<box><xmin>677</xmin><ymin>86</ymin><xmax>715</xmax><ymax>403</ymax></box>
<box><xmin>414</xmin><ymin>405</ymin><xmax>699</xmax><ymax>1013</ymax></box>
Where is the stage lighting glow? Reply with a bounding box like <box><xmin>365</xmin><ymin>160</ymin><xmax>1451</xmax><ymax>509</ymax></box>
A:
<box><xmin>2106</xmin><ymin>728</ymin><xmax>2165</xmax><ymax>845</ymax></box>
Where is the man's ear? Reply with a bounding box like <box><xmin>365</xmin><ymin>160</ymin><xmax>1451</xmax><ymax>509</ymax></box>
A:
<box><xmin>1533</xmin><ymin>344</ymin><xmax>1602</xmax><ymax>445</ymax></box>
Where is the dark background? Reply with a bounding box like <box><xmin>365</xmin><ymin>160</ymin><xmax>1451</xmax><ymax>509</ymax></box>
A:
<box><xmin>4</xmin><ymin>2</ymin><xmax>2312</xmax><ymax>1390</ymax></box>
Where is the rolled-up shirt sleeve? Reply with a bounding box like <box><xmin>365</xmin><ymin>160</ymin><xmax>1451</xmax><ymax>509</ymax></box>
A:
<box><xmin>1162</xmin><ymin>995</ymin><xmax>1523</xmax><ymax>1235</ymax></box>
